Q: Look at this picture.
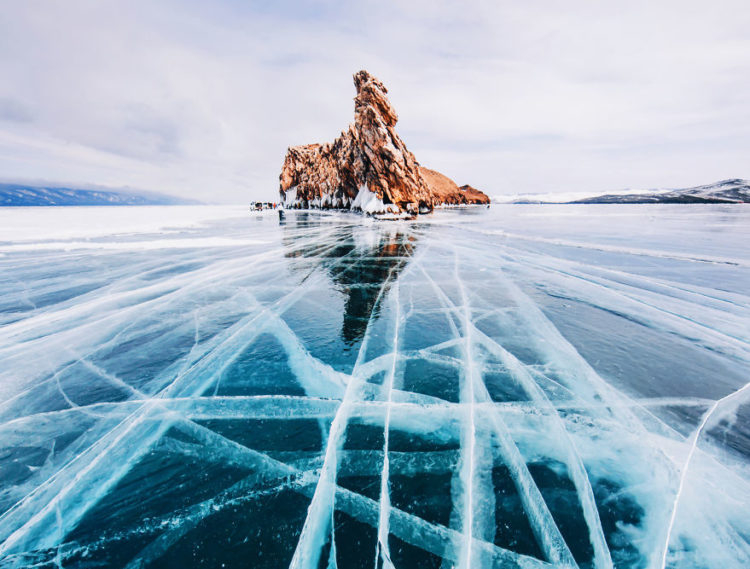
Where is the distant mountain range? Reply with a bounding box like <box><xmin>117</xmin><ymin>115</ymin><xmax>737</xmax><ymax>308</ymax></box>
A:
<box><xmin>0</xmin><ymin>183</ymin><xmax>198</xmax><ymax>206</ymax></box>
<box><xmin>497</xmin><ymin>179</ymin><xmax>750</xmax><ymax>204</ymax></box>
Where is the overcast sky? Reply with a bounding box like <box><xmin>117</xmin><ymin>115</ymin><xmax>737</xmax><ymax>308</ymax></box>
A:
<box><xmin>1</xmin><ymin>1</ymin><xmax>749</xmax><ymax>203</ymax></box>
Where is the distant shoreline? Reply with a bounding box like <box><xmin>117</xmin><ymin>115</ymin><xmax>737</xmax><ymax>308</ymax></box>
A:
<box><xmin>494</xmin><ymin>179</ymin><xmax>749</xmax><ymax>204</ymax></box>
<box><xmin>0</xmin><ymin>183</ymin><xmax>196</xmax><ymax>207</ymax></box>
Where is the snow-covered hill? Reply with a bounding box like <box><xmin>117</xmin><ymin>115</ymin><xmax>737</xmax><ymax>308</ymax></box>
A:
<box><xmin>0</xmin><ymin>183</ymin><xmax>197</xmax><ymax>206</ymax></box>
<box><xmin>493</xmin><ymin>179</ymin><xmax>750</xmax><ymax>204</ymax></box>
<box><xmin>572</xmin><ymin>179</ymin><xmax>750</xmax><ymax>204</ymax></box>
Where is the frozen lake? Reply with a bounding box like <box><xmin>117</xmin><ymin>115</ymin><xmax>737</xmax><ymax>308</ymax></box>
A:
<box><xmin>0</xmin><ymin>204</ymin><xmax>748</xmax><ymax>568</ymax></box>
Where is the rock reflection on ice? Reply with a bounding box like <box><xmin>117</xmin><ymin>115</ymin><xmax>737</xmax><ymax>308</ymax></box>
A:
<box><xmin>0</xmin><ymin>205</ymin><xmax>748</xmax><ymax>569</ymax></box>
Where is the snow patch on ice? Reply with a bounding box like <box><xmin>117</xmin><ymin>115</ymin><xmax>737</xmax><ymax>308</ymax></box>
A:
<box><xmin>0</xmin><ymin>237</ymin><xmax>269</xmax><ymax>252</ymax></box>
<box><xmin>0</xmin><ymin>205</ymin><xmax>248</xmax><ymax>243</ymax></box>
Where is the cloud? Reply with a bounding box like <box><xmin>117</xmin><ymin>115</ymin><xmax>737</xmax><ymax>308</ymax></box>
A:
<box><xmin>0</xmin><ymin>98</ymin><xmax>33</xmax><ymax>123</ymax></box>
<box><xmin>0</xmin><ymin>0</ymin><xmax>748</xmax><ymax>202</ymax></box>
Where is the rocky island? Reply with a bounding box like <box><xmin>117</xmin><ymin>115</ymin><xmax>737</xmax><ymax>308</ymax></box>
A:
<box><xmin>279</xmin><ymin>70</ymin><xmax>489</xmax><ymax>215</ymax></box>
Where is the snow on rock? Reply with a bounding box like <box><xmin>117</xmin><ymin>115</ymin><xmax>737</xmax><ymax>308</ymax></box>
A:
<box><xmin>351</xmin><ymin>184</ymin><xmax>399</xmax><ymax>215</ymax></box>
<box><xmin>282</xmin><ymin>186</ymin><xmax>298</xmax><ymax>207</ymax></box>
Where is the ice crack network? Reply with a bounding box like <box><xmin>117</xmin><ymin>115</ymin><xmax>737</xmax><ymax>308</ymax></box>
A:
<box><xmin>0</xmin><ymin>208</ymin><xmax>748</xmax><ymax>569</ymax></box>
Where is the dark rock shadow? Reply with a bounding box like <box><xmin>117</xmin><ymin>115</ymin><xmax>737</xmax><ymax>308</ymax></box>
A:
<box><xmin>282</xmin><ymin>212</ymin><xmax>417</xmax><ymax>345</ymax></box>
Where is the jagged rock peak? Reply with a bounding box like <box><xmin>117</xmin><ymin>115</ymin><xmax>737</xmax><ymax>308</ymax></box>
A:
<box><xmin>279</xmin><ymin>70</ymin><xmax>490</xmax><ymax>215</ymax></box>
<box><xmin>353</xmin><ymin>70</ymin><xmax>398</xmax><ymax>128</ymax></box>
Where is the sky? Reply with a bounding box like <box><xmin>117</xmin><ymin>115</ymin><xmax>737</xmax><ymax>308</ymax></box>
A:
<box><xmin>1</xmin><ymin>0</ymin><xmax>749</xmax><ymax>203</ymax></box>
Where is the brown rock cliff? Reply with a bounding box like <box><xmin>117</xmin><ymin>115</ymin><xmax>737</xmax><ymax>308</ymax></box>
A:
<box><xmin>419</xmin><ymin>167</ymin><xmax>490</xmax><ymax>206</ymax></box>
<box><xmin>279</xmin><ymin>70</ymin><xmax>489</xmax><ymax>214</ymax></box>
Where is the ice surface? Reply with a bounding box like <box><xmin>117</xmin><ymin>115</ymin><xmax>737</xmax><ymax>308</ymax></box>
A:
<box><xmin>0</xmin><ymin>204</ymin><xmax>748</xmax><ymax>568</ymax></box>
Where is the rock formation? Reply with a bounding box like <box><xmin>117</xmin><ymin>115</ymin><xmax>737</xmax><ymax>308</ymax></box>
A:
<box><xmin>418</xmin><ymin>167</ymin><xmax>490</xmax><ymax>206</ymax></box>
<box><xmin>279</xmin><ymin>70</ymin><xmax>489</xmax><ymax>215</ymax></box>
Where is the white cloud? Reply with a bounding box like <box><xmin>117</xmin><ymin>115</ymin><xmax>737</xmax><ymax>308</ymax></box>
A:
<box><xmin>0</xmin><ymin>0</ymin><xmax>748</xmax><ymax>202</ymax></box>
